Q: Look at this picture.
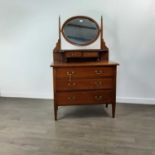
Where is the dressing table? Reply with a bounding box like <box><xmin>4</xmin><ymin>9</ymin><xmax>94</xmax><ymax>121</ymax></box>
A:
<box><xmin>51</xmin><ymin>16</ymin><xmax>119</xmax><ymax>120</ymax></box>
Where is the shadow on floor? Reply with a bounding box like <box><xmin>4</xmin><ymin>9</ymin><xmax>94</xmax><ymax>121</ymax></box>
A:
<box><xmin>58</xmin><ymin>105</ymin><xmax>111</xmax><ymax>119</ymax></box>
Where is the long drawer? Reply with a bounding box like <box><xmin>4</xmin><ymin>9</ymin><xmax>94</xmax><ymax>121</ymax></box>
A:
<box><xmin>56</xmin><ymin>78</ymin><xmax>113</xmax><ymax>91</ymax></box>
<box><xmin>64</xmin><ymin>51</ymin><xmax>99</xmax><ymax>58</ymax></box>
<box><xmin>55</xmin><ymin>67</ymin><xmax>114</xmax><ymax>79</ymax></box>
<box><xmin>56</xmin><ymin>90</ymin><xmax>113</xmax><ymax>105</ymax></box>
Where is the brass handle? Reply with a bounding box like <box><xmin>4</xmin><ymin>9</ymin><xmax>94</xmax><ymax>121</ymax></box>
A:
<box><xmin>94</xmin><ymin>95</ymin><xmax>103</xmax><ymax>100</ymax></box>
<box><xmin>67</xmin><ymin>82</ymin><xmax>76</xmax><ymax>86</ymax></box>
<box><xmin>67</xmin><ymin>96</ymin><xmax>76</xmax><ymax>100</ymax></box>
<box><xmin>66</xmin><ymin>71</ymin><xmax>75</xmax><ymax>82</ymax></box>
<box><xmin>95</xmin><ymin>81</ymin><xmax>102</xmax><ymax>86</ymax></box>
<box><xmin>95</xmin><ymin>70</ymin><xmax>104</xmax><ymax>74</ymax></box>
<box><xmin>67</xmin><ymin>71</ymin><xmax>74</xmax><ymax>75</ymax></box>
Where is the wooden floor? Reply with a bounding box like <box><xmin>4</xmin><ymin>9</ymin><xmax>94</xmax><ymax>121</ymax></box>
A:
<box><xmin>0</xmin><ymin>97</ymin><xmax>154</xmax><ymax>155</ymax></box>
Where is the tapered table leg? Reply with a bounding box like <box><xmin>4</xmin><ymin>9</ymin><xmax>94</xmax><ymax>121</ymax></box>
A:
<box><xmin>112</xmin><ymin>102</ymin><xmax>116</xmax><ymax>118</ymax></box>
<box><xmin>54</xmin><ymin>104</ymin><xmax>58</xmax><ymax>121</ymax></box>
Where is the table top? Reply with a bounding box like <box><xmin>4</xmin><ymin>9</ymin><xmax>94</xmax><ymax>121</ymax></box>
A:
<box><xmin>51</xmin><ymin>61</ymin><xmax>119</xmax><ymax>68</ymax></box>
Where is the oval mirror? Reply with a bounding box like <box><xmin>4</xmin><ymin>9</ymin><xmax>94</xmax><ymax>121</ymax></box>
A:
<box><xmin>62</xmin><ymin>16</ymin><xmax>100</xmax><ymax>46</ymax></box>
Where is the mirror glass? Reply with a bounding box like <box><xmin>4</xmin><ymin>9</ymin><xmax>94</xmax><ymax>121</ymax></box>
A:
<box><xmin>62</xmin><ymin>16</ymin><xmax>99</xmax><ymax>46</ymax></box>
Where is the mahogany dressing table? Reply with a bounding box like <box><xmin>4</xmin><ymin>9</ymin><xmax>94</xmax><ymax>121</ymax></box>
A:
<box><xmin>51</xmin><ymin>16</ymin><xmax>119</xmax><ymax>120</ymax></box>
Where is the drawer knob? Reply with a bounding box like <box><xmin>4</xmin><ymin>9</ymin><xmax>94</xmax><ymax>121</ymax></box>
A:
<box><xmin>67</xmin><ymin>96</ymin><xmax>76</xmax><ymax>100</ymax></box>
<box><xmin>72</xmin><ymin>82</ymin><xmax>76</xmax><ymax>86</ymax></box>
<box><xmin>95</xmin><ymin>70</ymin><xmax>104</xmax><ymax>74</ymax></box>
<box><xmin>94</xmin><ymin>95</ymin><xmax>103</xmax><ymax>100</ymax></box>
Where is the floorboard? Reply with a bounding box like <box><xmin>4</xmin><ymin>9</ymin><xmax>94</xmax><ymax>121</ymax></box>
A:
<box><xmin>0</xmin><ymin>97</ymin><xmax>154</xmax><ymax>155</ymax></box>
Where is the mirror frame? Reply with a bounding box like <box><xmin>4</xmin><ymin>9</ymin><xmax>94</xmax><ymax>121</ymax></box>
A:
<box><xmin>61</xmin><ymin>16</ymin><xmax>100</xmax><ymax>46</ymax></box>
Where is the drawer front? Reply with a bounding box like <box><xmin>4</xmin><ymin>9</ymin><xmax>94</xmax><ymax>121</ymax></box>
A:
<box><xmin>83</xmin><ymin>52</ymin><xmax>98</xmax><ymax>57</ymax></box>
<box><xmin>56</xmin><ymin>90</ymin><xmax>113</xmax><ymax>105</ymax></box>
<box><xmin>65</xmin><ymin>51</ymin><xmax>82</xmax><ymax>58</ymax></box>
<box><xmin>56</xmin><ymin>78</ymin><xmax>113</xmax><ymax>91</ymax></box>
<box><xmin>64</xmin><ymin>51</ymin><xmax>99</xmax><ymax>58</ymax></box>
<box><xmin>56</xmin><ymin>67</ymin><xmax>114</xmax><ymax>79</ymax></box>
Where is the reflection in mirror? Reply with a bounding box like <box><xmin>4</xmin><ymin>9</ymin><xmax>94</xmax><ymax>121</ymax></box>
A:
<box><xmin>62</xmin><ymin>16</ymin><xmax>99</xmax><ymax>46</ymax></box>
